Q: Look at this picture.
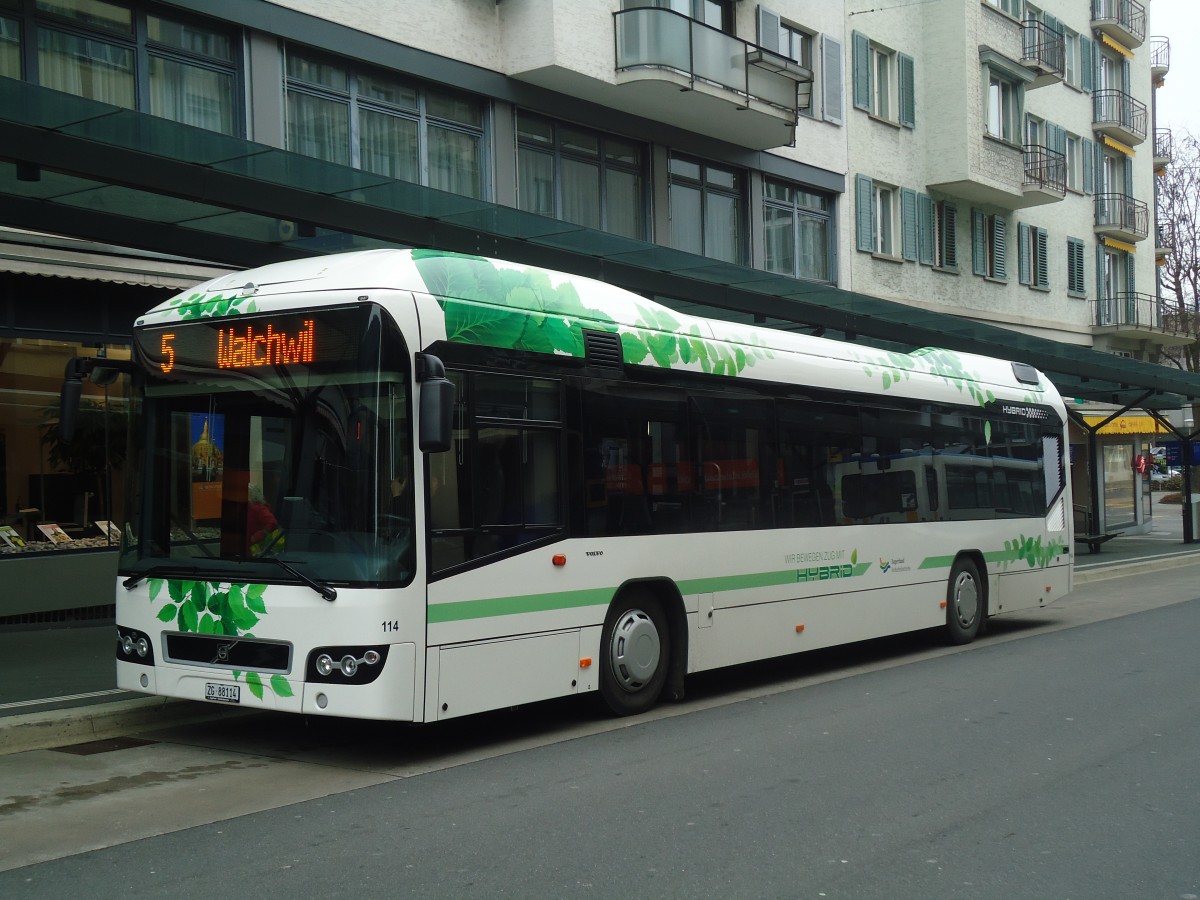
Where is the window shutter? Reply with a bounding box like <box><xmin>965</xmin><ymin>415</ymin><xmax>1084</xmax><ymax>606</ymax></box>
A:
<box><xmin>852</xmin><ymin>31</ymin><xmax>870</xmax><ymax>111</ymax></box>
<box><xmin>1125</xmin><ymin>251</ymin><xmax>1135</xmax><ymax>294</ymax></box>
<box><xmin>1035</xmin><ymin>227</ymin><xmax>1049</xmax><ymax>289</ymax></box>
<box><xmin>1123</xmin><ymin>155</ymin><xmax>1133</xmax><ymax>197</ymax></box>
<box><xmin>1076</xmin><ymin>240</ymin><xmax>1086</xmax><ymax>294</ymax></box>
<box><xmin>943</xmin><ymin>204</ymin><xmax>958</xmax><ymax>270</ymax></box>
<box><xmin>757</xmin><ymin>6</ymin><xmax>781</xmax><ymax>53</ymax></box>
<box><xmin>993</xmin><ymin>215</ymin><xmax>1007</xmax><ymax>280</ymax></box>
<box><xmin>1082</xmin><ymin>137</ymin><xmax>1093</xmax><ymax>193</ymax></box>
<box><xmin>1096</xmin><ymin>245</ymin><xmax>1105</xmax><ymax>301</ymax></box>
<box><xmin>822</xmin><ymin>35</ymin><xmax>843</xmax><ymax>125</ymax></box>
<box><xmin>901</xmin><ymin>188</ymin><xmax>918</xmax><ymax>261</ymax></box>
<box><xmin>918</xmin><ymin>193</ymin><xmax>934</xmax><ymax>265</ymax></box>
<box><xmin>1018</xmin><ymin>222</ymin><xmax>1031</xmax><ymax>285</ymax></box>
<box><xmin>1054</xmin><ymin>122</ymin><xmax>1066</xmax><ymax>159</ymax></box>
<box><xmin>1095</xmin><ymin>140</ymin><xmax>1105</xmax><ymax>192</ymax></box>
<box><xmin>972</xmin><ymin>208</ymin><xmax>986</xmax><ymax>276</ymax></box>
<box><xmin>1080</xmin><ymin>38</ymin><xmax>1092</xmax><ymax>92</ymax></box>
<box><xmin>1066</xmin><ymin>239</ymin><xmax>1079</xmax><ymax>293</ymax></box>
<box><xmin>898</xmin><ymin>53</ymin><xmax>915</xmax><ymax>128</ymax></box>
<box><xmin>856</xmin><ymin>174</ymin><xmax>874</xmax><ymax>252</ymax></box>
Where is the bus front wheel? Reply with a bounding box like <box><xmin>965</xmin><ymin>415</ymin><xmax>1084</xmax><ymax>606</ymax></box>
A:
<box><xmin>598</xmin><ymin>590</ymin><xmax>670</xmax><ymax>716</ymax></box>
<box><xmin>945</xmin><ymin>557</ymin><xmax>984</xmax><ymax>645</ymax></box>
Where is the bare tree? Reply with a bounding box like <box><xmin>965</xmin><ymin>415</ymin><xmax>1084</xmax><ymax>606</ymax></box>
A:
<box><xmin>1158</xmin><ymin>129</ymin><xmax>1200</xmax><ymax>375</ymax></box>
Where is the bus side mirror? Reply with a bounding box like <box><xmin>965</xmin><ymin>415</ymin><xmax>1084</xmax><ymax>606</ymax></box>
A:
<box><xmin>417</xmin><ymin>354</ymin><xmax>455</xmax><ymax>453</ymax></box>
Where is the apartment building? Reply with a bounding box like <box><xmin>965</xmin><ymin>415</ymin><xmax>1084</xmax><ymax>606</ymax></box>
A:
<box><xmin>0</xmin><ymin>0</ymin><xmax>1188</xmax><ymax>613</ymax></box>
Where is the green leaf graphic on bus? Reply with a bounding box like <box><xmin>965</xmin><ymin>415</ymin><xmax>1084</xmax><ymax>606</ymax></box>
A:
<box><xmin>413</xmin><ymin>251</ymin><xmax>772</xmax><ymax>376</ymax></box>
<box><xmin>1001</xmin><ymin>534</ymin><xmax>1065</xmax><ymax>569</ymax></box>
<box><xmin>163</xmin><ymin>290</ymin><xmax>257</xmax><ymax>320</ymax></box>
<box><xmin>148</xmin><ymin>578</ymin><xmax>290</xmax><ymax>700</ymax></box>
<box><xmin>856</xmin><ymin>347</ymin><xmax>996</xmax><ymax>409</ymax></box>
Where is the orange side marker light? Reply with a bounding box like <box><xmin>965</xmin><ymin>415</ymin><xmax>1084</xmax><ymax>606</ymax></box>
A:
<box><xmin>795</xmin><ymin>624</ymin><xmax>805</xmax><ymax>633</ymax></box>
<box><xmin>552</xmin><ymin>554</ymin><xmax>567</xmax><ymax>567</ymax></box>
<box><xmin>579</xmin><ymin>657</ymin><xmax>593</xmax><ymax>668</ymax></box>
<box><xmin>939</xmin><ymin>601</ymin><xmax>948</xmax><ymax>609</ymax></box>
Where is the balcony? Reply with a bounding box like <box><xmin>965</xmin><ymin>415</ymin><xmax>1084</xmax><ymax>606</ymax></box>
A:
<box><xmin>1022</xmin><ymin>145</ymin><xmax>1066</xmax><ymax>205</ymax></box>
<box><xmin>1095</xmin><ymin>193</ymin><xmax>1149</xmax><ymax>242</ymax></box>
<box><xmin>1156</xmin><ymin>220</ymin><xmax>1174</xmax><ymax>261</ymax></box>
<box><xmin>1092</xmin><ymin>89</ymin><xmax>1147</xmax><ymax>146</ymax></box>
<box><xmin>611</xmin><ymin>7</ymin><xmax>811</xmax><ymax>150</ymax></box>
<box><xmin>1151</xmin><ymin>36</ymin><xmax>1170</xmax><ymax>83</ymax></box>
<box><xmin>1096</xmin><ymin>293</ymin><xmax>1194</xmax><ymax>345</ymax></box>
<box><xmin>1091</xmin><ymin>0</ymin><xmax>1146</xmax><ymax>49</ymax></box>
<box><xmin>1154</xmin><ymin>128</ymin><xmax>1173</xmax><ymax>171</ymax></box>
<box><xmin>1021</xmin><ymin>19</ymin><xmax>1065</xmax><ymax>87</ymax></box>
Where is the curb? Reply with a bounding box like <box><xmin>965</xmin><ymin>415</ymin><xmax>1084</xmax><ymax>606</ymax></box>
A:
<box><xmin>1074</xmin><ymin>549</ymin><xmax>1200</xmax><ymax>585</ymax></box>
<box><xmin>0</xmin><ymin>696</ymin><xmax>251</xmax><ymax>757</ymax></box>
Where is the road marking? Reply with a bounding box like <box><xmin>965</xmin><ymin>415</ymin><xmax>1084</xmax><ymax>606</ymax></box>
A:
<box><xmin>0</xmin><ymin>689</ymin><xmax>127</xmax><ymax>711</ymax></box>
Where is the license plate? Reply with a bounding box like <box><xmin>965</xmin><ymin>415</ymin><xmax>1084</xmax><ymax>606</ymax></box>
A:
<box><xmin>205</xmin><ymin>682</ymin><xmax>240</xmax><ymax>704</ymax></box>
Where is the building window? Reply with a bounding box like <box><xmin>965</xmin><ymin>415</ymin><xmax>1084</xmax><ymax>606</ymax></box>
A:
<box><xmin>986</xmin><ymin>73</ymin><xmax>1019</xmax><ymax>142</ymax></box>
<box><xmin>919</xmin><ymin>197</ymin><xmax>958</xmax><ymax>271</ymax></box>
<box><xmin>1</xmin><ymin>13</ymin><xmax>20</xmax><ymax>79</ymax></box>
<box><xmin>972</xmin><ymin>209</ymin><xmax>1008</xmax><ymax>280</ymax></box>
<box><xmin>851</xmin><ymin>31</ymin><xmax>914</xmax><ymax>127</ymax></box>
<box><xmin>284</xmin><ymin>46</ymin><xmax>486</xmax><ymax>199</ymax></box>
<box><xmin>516</xmin><ymin>112</ymin><xmax>648</xmax><ymax>240</ymax></box>
<box><xmin>624</xmin><ymin>0</ymin><xmax>733</xmax><ymax>32</ymax></box>
<box><xmin>1065</xmin><ymin>134</ymin><xmax>1080</xmax><ymax>191</ymax></box>
<box><xmin>984</xmin><ymin>0</ymin><xmax>1021</xmax><ymax>16</ymax></box>
<box><xmin>1067</xmin><ymin>237</ymin><xmax>1086</xmax><ymax>296</ymax></box>
<box><xmin>763</xmin><ymin>178</ymin><xmax>834</xmax><ymax>283</ymax></box>
<box><xmin>669</xmin><ymin>155</ymin><xmax>744</xmax><ymax>264</ymax></box>
<box><xmin>18</xmin><ymin>0</ymin><xmax>239</xmax><ymax>134</ymax></box>
<box><xmin>1063</xmin><ymin>27</ymin><xmax>1079</xmax><ymax>87</ymax></box>
<box><xmin>1018</xmin><ymin>223</ymin><xmax>1049</xmax><ymax>289</ymax></box>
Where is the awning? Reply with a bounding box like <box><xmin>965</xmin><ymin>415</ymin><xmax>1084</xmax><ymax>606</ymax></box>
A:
<box><xmin>1099</xmin><ymin>34</ymin><xmax>1134</xmax><ymax>58</ymax></box>
<box><xmin>1102</xmin><ymin>236</ymin><xmax>1138</xmax><ymax>254</ymax></box>
<box><xmin>1102</xmin><ymin>135</ymin><xmax>1136</xmax><ymax>157</ymax></box>
<box><xmin>1083</xmin><ymin>414</ymin><xmax>1171</xmax><ymax>436</ymax></box>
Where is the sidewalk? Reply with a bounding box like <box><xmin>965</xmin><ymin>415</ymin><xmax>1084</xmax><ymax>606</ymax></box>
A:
<box><xmin>2</xmin><ymin>515</ymin><xmax>1199</xmax><ymax>754</ymax></box>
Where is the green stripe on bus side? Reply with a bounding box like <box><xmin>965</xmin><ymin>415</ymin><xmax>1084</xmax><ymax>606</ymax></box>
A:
<box><xmin>428</xmin><ymin>587</ymin><xmax>613</xmax><ymax>623</ymax></box>
<box><xmin>430</xmin><ymin>564</ymin><xmax>877</xmax><ymax>624</ymax></box>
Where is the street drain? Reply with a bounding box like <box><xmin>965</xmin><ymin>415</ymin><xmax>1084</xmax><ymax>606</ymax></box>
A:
<box><xmin>51</xmin><ymin>736</ymin><xmax>159</xmax><ymax>755</ymax></box>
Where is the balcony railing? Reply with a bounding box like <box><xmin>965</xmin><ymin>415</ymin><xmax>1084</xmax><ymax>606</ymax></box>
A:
<box><xmin>1091</xmin><ymin>0</ymin><xmax>1146</xmax><ymax>48</ymax></box>
<box><xmin>1157</xmin><ymin>220</ymin><xmax>1175</xmax><ymax>256</ymax></box>
<box><xmin>1023</xmin><ymin>144</ymin><xmax>1066</xmax><ymax>195</ymax></box>
<box><xmin>1161</xmin><ymin>298</ymin><xmax>1200</xmax><ymax>336</ymax></box>
<box><xmin>614</xmin><ymin>7</ymin><xmax>806</xmax><ymax>117</ymax></box>
<box><xmin>1151</xmin><ymin>36</ymin><xmax>1170</xmax><ymax>77</ymax></box>
<box><xmin>1155</xmin><ymin>128</ymin><xmax>1173</xmax><ymax>167</ymax></box>
<box><xmin>1021</xmin><ymin>19</ymin><xmax>1065</xmax><ymax>76</ymax></box>
<box><xmin>1092</xmin><ymin>89</ymin><xmax>1147</xmax><ymax>144</ymax></box>
<box><xmin>1095</xmin><ymin>292</ymin><xmax>1160</xmax><ymax>329</ymax></box>
<box><xmin>1095</xmin><ymin>193</ymin><xmax>1149</xmax><ymax>240</ymax></box>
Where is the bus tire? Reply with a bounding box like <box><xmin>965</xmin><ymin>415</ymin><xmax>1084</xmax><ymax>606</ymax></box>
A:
<box><xmin>945</xmin><ymin>557</ymin><xmax>984</xmax><ymax>645</ymax></box>
<box><xmin>598</xmin><ymin>589</ymin><xmax>670</xmax><ymax>717</ymax></box>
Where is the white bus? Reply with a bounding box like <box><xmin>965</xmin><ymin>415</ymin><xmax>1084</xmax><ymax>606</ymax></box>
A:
<box><xmin>65</xmin><ymin>249</ymin><xmax>1072</xmax><ymax>721</ymax></box>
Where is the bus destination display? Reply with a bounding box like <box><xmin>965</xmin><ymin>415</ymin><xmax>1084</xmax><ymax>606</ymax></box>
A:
<box><xmin>137</xmin><ymin>309</ymin><xmax>361</xmax><ymax>376</ymax></box>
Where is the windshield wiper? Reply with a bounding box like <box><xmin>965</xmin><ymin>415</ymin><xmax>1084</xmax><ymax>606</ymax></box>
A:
<box><xmin>256</xmin><ymin>556</ymin><xmax>338</xmax><ymax>602</ymax></box>
<box><xmin>123</xmin><ymin>565</ymin><xmax>208</xmax><ymax>591</ymax></box>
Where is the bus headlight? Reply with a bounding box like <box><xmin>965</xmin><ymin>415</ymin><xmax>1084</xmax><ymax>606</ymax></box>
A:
<box><xmin>115</xmin><ymin>626</ymin><xmax>155</xmax><ymax>665</ymax></box>
<box><xmin>306</xmin><ymin>645</ymin><xmax>388</xmax><ymax>685</ymax></box>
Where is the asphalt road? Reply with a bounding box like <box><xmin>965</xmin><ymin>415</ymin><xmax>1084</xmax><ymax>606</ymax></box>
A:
<box><xmin>1</xmin><ymin>566</ymin><xmax>1198</xmax><ymax>899</ymax></box>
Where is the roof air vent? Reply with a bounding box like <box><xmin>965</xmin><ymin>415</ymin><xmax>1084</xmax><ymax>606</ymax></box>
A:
<box><xmin>1012</xmin><ymin>362</ymin><xmax>1040</xmax><ymax>386</ymax></box>
<box><xmin>584</xmin><ymin>329</ymin><xmax>623</xmax><ymax>368</ymax></box>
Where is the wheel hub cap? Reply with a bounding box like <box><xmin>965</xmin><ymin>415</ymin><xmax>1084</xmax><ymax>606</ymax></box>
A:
<box><xmin>609</xmin><ymin>609</ymin><xmax>661</xmax><ymax>692</ymax></box>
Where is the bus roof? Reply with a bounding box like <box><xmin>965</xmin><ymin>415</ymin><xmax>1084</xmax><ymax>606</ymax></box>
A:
<box><xmin>152</xmin><ymin>249</ymin><xmax>1061</xmax><ymax>410</ymax></box>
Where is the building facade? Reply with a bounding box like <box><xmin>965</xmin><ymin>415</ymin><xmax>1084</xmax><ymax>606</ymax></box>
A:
<box><xmin>0</xmin><ymin>0</ymin><xmax>1181</xmax><ymax>614</ymax></box>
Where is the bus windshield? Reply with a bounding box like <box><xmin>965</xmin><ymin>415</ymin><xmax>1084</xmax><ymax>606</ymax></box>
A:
<box><xmin>121</xmin><ymin>304</ymin><xmax>414</xmax><ymax>587</ymax></box>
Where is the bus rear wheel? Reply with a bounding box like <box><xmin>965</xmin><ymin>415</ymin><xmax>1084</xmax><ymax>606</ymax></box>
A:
<box><xmin>598</xmin><ymin>590</ymin><xmax>670</xmax><ymax>716</ymax></box>
<box><xmin>945</xmin><ymin>557</ymin><xmax>984</xmax><ymax>645</ymax></box>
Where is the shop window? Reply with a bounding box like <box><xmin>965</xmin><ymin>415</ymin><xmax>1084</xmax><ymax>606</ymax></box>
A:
<box><xmin>0</xmin><ymin>338</ymin><xmax>130</xmax><ymax>554</ymax></box>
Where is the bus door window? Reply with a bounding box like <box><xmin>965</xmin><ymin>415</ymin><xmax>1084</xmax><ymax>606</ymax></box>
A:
<box><xmin>430</xmin><ymin>371</ymin><xmax>563</xmax><ymax>572</ymax></box>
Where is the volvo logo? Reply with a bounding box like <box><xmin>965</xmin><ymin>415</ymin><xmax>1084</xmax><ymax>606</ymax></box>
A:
<box><xmin>211</xmin><ymin>641</ymin><xmax>239</xmax><ymax>665</ymax></box>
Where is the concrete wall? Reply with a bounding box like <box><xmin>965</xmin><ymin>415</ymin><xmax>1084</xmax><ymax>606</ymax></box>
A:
<box><xmin>4</xmin><ymin>551</ymin><xmax>118</xmax><ymax>617</ymax></box>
